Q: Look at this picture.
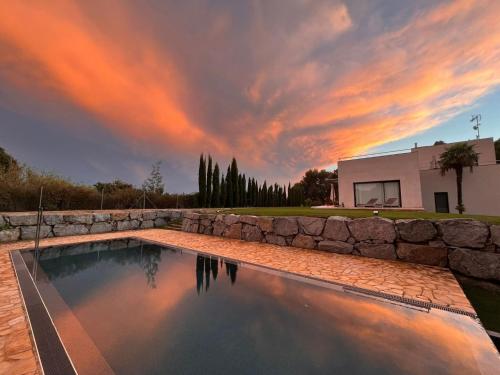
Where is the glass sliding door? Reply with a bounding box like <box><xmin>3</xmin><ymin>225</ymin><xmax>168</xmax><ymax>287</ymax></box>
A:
<box><xmin>354</xmin><ymin>183</ymin><xmax>384</xmax><ymax>206</ymax></box>
<box><xmin>354</xmin><ymin>181</ymin><xmax>401</xmax><ymax>207</ymax></box>
<box><xmin>382</xmin><ymin>181</ymin><xmax>400</xmax><ymax>206</ymax></box>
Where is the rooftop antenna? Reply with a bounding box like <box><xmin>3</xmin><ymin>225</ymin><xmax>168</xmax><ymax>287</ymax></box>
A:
<box><xmin>470</xmin><ymin>114</ymin><xmax>481</xmax><ymax>139</ymax></box>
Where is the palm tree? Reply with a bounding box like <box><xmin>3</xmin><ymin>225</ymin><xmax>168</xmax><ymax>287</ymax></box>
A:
<box><xmin>439</xmin><ymin>143</ymin><xmax>479</xmax><ymax>214</ymax></box>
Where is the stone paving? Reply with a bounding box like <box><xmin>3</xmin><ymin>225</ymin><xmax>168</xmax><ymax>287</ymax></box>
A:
<box><xmin>0</xmin><ymin>252</ymin><xmax>39</xmax><ymax>375</ymax></box>
<box><xmin>0</xmin><ymin>228</ymin><xmax>475</xmax><ymax>374</ymax></box>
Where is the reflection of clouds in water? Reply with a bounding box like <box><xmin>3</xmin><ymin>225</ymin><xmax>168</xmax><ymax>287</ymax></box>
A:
<box><xmin>71</xmin><ymin>260</ymin><xmax>194</xmax><ymax>354</ymax></box>
<box><xmin>231</xmin><ymin>270</ymin><xmax>498</xmax><ymax>375</ymax></box>
<box><xmin>48</xmin><ymin>248</ymin><xmax>497</xmax><ymax>375</ymax></box>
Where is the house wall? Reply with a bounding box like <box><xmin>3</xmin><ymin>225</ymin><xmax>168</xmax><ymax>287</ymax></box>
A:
<box><xmin>338</xmin><ymin>152</ymin><xmax>423</xmax><ymax>208</ymax></box>
<box><xmin>414</xmin><ymin>138</ymin><xmax>497</xmax><ymax>170</ymax></box>
<box><xmin>420</xmin><ymin>164</ymin><xmax>500</xmax><ymax>215</ymax></box>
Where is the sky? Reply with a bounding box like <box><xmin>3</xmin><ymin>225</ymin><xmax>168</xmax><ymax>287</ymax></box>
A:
<box><xmin>1</xmin><ymin>0</ymin><xmax>499</xmax><ymax>193</ymax></box>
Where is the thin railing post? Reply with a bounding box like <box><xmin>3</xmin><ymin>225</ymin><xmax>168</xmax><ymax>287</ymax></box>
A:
<box><xmin>32</xmin><ymin>186</ymin><xmax>43</xmax><ymax>278</ymax></box>
<box><xmin>34</xmin><ymin>186</ymin><xmax>43</xmax><ymax>250</ymax></box>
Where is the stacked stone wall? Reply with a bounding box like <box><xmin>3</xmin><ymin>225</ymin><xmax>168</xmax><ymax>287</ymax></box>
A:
<box><xmin>1</xmin><ymin>208</ymin><xmax>498</xmax><ymax>281</ymax></box>
<box><xmin>0</xmin><ymin>209</ymin><xmax>183</xmax><ymax>242</ymax></box>
<box><xmin>182</xmin><ymin>214</ymin><xmax>500</xmax><ymax>281</ymax></box>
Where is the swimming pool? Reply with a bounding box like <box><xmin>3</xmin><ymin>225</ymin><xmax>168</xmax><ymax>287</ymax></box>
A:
<box><xmin>14</xmin><ymin>238</ymin><xmax>499</xmax><ymax>374</ymax></box>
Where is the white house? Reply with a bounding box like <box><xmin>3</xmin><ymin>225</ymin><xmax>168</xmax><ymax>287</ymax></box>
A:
<box><xmin>337</xmin><ymin>138</ymin><xmax>500</xmax><ymax>215</ymax></box>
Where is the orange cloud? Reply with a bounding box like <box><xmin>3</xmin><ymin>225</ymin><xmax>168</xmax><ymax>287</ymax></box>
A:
<box><xmin>0</xmin><ymin>0</ymin><xmax>499</xmax><ymax>184</ymax></box>
<box><xmin>0</xmin><ymin>0</ymin><xmax>226</xmax><ymax>155</ymax></box>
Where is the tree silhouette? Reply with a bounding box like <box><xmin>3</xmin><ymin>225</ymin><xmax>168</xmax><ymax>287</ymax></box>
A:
<box><xmin>212</xmin><ymin>163</ymin><xmax>220</xmax><ymax>207</ymax></box>
<box><xmin>198</xmin><ymin>154</ymin><xmax>206</xmax><ymax>207</ymax></box>
<box><xmin>206</xmin><ymin>155</ymin><xmax>212</xmax><ymax>208</ymax></box>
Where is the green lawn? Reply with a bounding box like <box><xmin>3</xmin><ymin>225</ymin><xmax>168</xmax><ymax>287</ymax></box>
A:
<box><xmin>213</xmin><ymin>207</ymin><xmax>500</xmax><ymax>224</ymax></box>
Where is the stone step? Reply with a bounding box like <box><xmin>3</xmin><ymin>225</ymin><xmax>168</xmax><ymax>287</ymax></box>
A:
<box><xmin>163</xmin><ymin>219</ymin><xmax>183</xmax><ymax>231</ymax></box>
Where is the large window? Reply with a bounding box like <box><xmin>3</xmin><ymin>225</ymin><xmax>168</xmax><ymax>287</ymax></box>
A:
<box><xmin>354</xmin><ymin>181</ymin><xmax>401</xmax><ymax>207</ymax></box>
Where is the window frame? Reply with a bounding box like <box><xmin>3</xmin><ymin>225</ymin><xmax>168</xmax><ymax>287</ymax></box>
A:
<box><xmin>353</xmin><ymin>180</ymin><xmax>402</xmax><ymax>207</ymax></box>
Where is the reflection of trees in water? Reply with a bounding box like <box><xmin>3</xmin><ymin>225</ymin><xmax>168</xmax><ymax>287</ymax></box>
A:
<box><xmin>226</xmin><ymin>262</ymin><xmax>237</xmax><ymax>284</ymax></box>
<box><xmin>211</xmin><ymin>258</ymin><xmax>218</xmax><ymax>280</ymax></box>
<box><xmin>140</xmin><ymin>245</ymin><xmax>162</xmax><ymax>289</ymax></box>
<box><xmin>38</xmin><ymin>241</ymin><xmax>165</xmax><ymax>289</ymax></box>
<box><xmin>195</xmin><ymin>254</ymin><xmax>237</xmax><ymax>294</ymax></box>
<box><xmin>196</xmin><ymin>256</ymin><xmax>204</xmax><ymax>294</ymax></box>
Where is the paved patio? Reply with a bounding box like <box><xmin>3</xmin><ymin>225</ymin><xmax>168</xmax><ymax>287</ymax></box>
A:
<box><xmin>0</xmin><ymin>228</ymin><xmax>475</xmax><ymax>374</ymax></box>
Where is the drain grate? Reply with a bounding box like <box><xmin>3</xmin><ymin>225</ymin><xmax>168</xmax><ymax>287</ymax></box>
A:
<box><xmin>343</xmin><ymin>285</ymin><xmax>478</xmax><ymax>319</ymax></box>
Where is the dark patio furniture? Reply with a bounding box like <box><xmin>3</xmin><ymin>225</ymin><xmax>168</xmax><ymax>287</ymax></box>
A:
<box><xmin>357</xmin><ymin>198</ymin><xmax>378</xmax><ymax>207</ymax></box>
<box><xmin>383</xmin><ymin>197</ymin><xmax>399</xmax><ymax>207</ymax></box>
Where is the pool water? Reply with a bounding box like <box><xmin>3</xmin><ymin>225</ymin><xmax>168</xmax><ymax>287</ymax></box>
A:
<box><xmin>24</xmin><ymin>239</ymin><xmax>499</xmax><ymax>375</ymax></box>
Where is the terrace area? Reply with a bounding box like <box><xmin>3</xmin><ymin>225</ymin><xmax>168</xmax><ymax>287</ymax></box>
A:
<box><xmin>0</xmin><ymin>228</ymin><xmax>484</xmax><ymax>374</ymax></box>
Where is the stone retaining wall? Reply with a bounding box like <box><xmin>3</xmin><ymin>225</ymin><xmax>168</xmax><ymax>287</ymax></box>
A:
<box><xmin>182</xmin><ymin>214</ymin><xmax>500</xmax><ymax>282</ymax></box>
<box><xmin>0</xmin><ymin>209</ymin><xmax>183</xmax><ymax>242</ymax></box>
<box><xmin>2</xmin><ymin>208</ymin><xmax>499</xmax><ymax>282</ymax></box>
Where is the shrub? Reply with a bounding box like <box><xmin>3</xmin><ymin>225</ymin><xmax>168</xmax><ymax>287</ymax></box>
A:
<box><xmin>0</xmin><ymin>163</ymin><xmax>197</xmax><ymax>212</ymax></box>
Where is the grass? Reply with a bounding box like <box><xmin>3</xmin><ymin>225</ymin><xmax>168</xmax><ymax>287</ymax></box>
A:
<box><xmin>211</xmin><ymin>207</ymin><xmax>500</xmax><ymax>224</ymax></box>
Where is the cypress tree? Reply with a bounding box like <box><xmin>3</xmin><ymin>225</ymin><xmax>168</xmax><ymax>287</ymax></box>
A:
<box><xmin>206</xmin><ymin>155</ymin><xmax>212</xmax><ymax>207</ymax></box>
<box><xmin>247</xmin><ymin>177</ymin><xmax>252</xmax><ymax>206</ymax></box>
<box><xmin>231</xmin><ymin>158</ymin><xmax>239</xmax><ymax>207</ymax></box>
<box><xmin>220</xmin><ymin>173</ymin><xmax>226</xmax><ymax>207</ymax></box>
<box><xmin>212</xmin><ymin>163</ymin><xmax>220</xmax><ymax>207</ymax></box>
<box><xmin>197</xmin><ymin>153</ymin><xmax>306</xmax><ymax>208</ymax></box>
<box><xmin>226</xmin><ymin>166</ymin><xmax>233</xmax><ymax>208</ymax></box>
<box><xmin>237</xmin><ymin>174</ymin><xmax>240</xmax><ymax>206</ymax></box>
<box><xmin>257</xmin><ymin>183</ymin><xmax>261</xmax><ymax>207</ymax></box>
<box><xmin>260</xmin><ymin>180</ymin><xmax>267</xmax><ymax>207</ymax></box>
<box><xmin>256</xmin><ymin>183</ymin><xmax>259</xmax><ymax>206</ymax></box>
<box><xmin>238</xmin><ymin>174</ymin><xmax>245</xmax><ymax>207</ymax></box>
<box><xmin>253</xmin><ymin>179</ymin><xmax>258</xmax><ymax>206</ymax></box>
<box><xmin>198</xmin><ymin>154</ymin><xmax>206</xmax><ymax>207</ymax></box>
<box><xmin>243</xmin><ymin>177</ymin><xmax>246</xmax><ymax>206</ymax></box>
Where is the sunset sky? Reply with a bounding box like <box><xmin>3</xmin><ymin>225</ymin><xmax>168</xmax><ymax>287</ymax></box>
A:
<box><xmin>1</xmin><ymin>0</ymin><xmax>500</xmax><ymax>192</ymax></box>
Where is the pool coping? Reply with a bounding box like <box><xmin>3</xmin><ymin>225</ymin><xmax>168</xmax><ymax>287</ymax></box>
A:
<box><xmin>11</xmin><ymin>250</ymin><xmax>77</xmax><ymax>375</ymax></box>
